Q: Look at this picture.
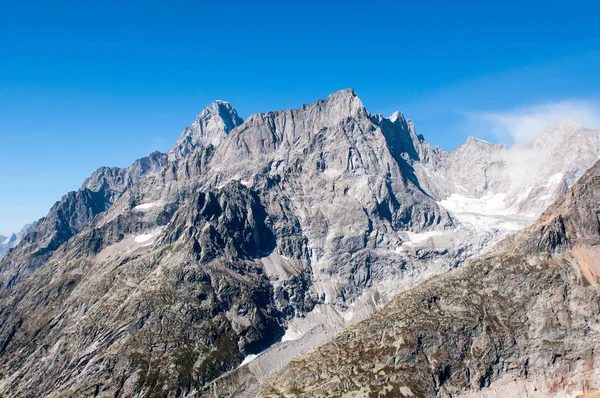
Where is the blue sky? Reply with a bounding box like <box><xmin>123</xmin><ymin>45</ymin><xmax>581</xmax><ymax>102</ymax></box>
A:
<box><xmin>1</xmin><ymin>0</ymin><xmax>600</xmax><ymax>234</ymax></box>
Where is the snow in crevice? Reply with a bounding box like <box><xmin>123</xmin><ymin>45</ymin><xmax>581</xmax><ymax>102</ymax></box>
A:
<box><xmin>455</xmin><ymin>184</ymin><xmax>468</xmax><ymax>193</ymax></box>
<box><xmin>402</xmin><ymin>230</ymin><xmax>443</xmax><ymax>246</ymax></box>
<box><xmin>134</xmin><ymin>234</ymin><xmax>155</xmax><ymax>243</ymax></box>
<box><xmin>133</xmin><ymin>201</ymin><xmax>159</xmax><ymax>211</ymax></box>
<box><xmin>281</xmin><ymin>325</ymin><xmax>304</xmax><ymax>342</ymax></box>
<box><xmin>439</xmin><ymin>193</ymin><xmax>513</xmax><ymax>217</ymax></box>
<box><xmin>239</xmin><ymin>354</ymin><xmax>258</xmax><ymax>367</ymax></box>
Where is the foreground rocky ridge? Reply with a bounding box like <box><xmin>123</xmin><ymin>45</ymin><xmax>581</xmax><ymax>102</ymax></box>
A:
<box><xmin>261</xmin><ymin>161</ymin><xmax>600</xmax><ymax>397</ymax></box>
<box><xmin>1</xmin><ymin>89</ymin><xmax>599</xmax><ymax>397</ymax></box>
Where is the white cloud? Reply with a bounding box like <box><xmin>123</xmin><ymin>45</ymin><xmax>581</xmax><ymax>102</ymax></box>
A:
<box><xmin>471</xmin><ymin>100</ymin><xmax>600</xmax><ymax>144</ymax></box>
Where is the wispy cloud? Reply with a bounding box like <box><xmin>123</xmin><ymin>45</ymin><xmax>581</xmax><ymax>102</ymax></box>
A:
<box><xmin>471</xmin><ymin>100</ymin><xmax>600</xmax><ymax>144</ymax></box>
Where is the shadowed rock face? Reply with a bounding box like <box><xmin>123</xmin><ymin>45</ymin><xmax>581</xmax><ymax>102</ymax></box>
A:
<box><xmin>260</xmin><ymin>161</ymin><xmax>600</xmax><ymax>398</ymax></box>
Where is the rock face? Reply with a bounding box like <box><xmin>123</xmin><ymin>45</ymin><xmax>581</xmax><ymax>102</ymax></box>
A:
<box><xmin>0</xmin><ymin>89</ymin><xmax>599</xmax><ymax>397</ymax></box>
<box><xmin>261</xmin><ymin>160</ymin><xmax>600</xmax><ymax>398</ymax></box>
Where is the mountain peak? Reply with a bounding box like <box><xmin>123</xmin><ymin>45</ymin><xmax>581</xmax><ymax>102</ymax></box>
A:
<box><xmin>326</xmin><ymin>87</ymin><xmax>360</xmax><ymax>102</ymax></box>
<box><xmin>196</xmin><ymin>100</ymin><xmax>242</xmax><ymax>132</ymax></box>
<box><xmin>465</xmin><ymin>135</ymin><xmax>490</xmax><ymax>144</ymax></box>
<box><xmin>327</xmin><ymin>87</ymin><xmax>356</xmax><ymax>98</ymax></box>
<box><xmin>0</xmin><ymin>222</ymin><xmax>35</xmax><ymax>260</ymax></box>
<box><xmin>168</xmin><ymin>100</ymin><xmax>243</xmax><ymax>160</ymax></box>
<box><xmin>460</xmin><ymin>135</ymin><xmax>505</xmax><ymax>149</ymax></box>
<box><xmin>319</xmin><ymin>88</ymin><xmax>365</xmax><ymax>119</ymax></box>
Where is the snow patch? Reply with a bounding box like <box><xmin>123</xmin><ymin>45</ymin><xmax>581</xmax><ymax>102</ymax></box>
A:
<box><xmin>338</xmin><ymin>309</ymin><xmax>354</xmax><ymax>322</ymax></box>
<box><xmin>135</xmin><ymin>234</ymin><xmax>154</xmax><ymax>243</ymax></box>
<box><xmin>438</xmin><ymin>193</ymin><xmax>534</xmax><ymax>235</ymax></box>
<box><xmin>546</xmin><ymin>172</ymin><xmax>563</xmax><ymax>186</ymax></box>
<box><xmin>281</xmin><ymin>325</ymin><xmax>304</xmax><ymax>342</ymax></box>
<box><xmin>133</xmin><ymin>202</ymin><xmax>159</xmax><ymax>211</ymax></box>
<box><xmin>439</xmin><ymin>193</ymin><xmax>512</xmax><ymax>216</ymax></box>
<box><xmin>514</xmin><ymin>186</ymin><xmax>533</xmax><ymax>204</ymax></box>
<box><xmin>403</xmin><ymin>230</ymin><xmax>443</xmax><ymax>245</ymax></box>
<box><xmin>239</xmin><ymin>354</ymin><xmax>257</xmax><ymax>366</ymax></box>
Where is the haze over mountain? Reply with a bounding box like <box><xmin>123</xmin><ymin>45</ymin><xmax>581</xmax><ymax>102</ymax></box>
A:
<box><xmin>0</xmin><ymin>90</ymin><xmax>599</xmax><ymax>397</ymax></box>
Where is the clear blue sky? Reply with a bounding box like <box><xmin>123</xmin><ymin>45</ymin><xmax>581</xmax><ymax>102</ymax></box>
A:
<box><xmin>1</xmin><ymin>0</ymin><xmax>600</xmax><ymax>234</ymax></box>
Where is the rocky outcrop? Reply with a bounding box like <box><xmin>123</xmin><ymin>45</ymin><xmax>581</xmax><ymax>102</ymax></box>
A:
<box><xmin>261</xmin><ymin>161</ymin><xmax>600</xmax><ymax>398</ymax></box>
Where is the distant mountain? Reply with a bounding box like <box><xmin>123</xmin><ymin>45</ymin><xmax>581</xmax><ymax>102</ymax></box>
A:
<box><xmin>416</xmin><ymin>121</ymin><xmax>600</xmax><ymax>235</ymax></box>
<box><xmin>0</xmin><ymin>90</ymin><xmax>599</xmax><ymax>397</ymax></box>
<box><xmin>0</xmin><ymin>223</ymin><xmax>36</xmax><ymax>260</ymax></box>
<box><xmin>0</xmin><ymin>235</ymin><xmax>7</xmax><ymax>259</ymax></box>
<box><xmin>261</xmin><ymin>159</ymin><xmax>600</xmax><ymax>398</ymax></box>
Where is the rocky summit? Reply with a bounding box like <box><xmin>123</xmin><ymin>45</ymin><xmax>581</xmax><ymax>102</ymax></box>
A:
<box><xmin>0</xmin><ymin>90</ymin><xmax>599</xmax><ymax>398</ymax></box>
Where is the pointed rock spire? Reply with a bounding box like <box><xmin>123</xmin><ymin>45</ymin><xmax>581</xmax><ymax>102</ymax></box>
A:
<box><xmin>322</xmin><ymin>88</ymin><xmax>365</xmax><ymax>118</ymax></box>
<box><xmin>168</xmin><ymin>100</ymin><xmax>243</xmax><ymax>161</ymax></box>
<box><xmin>389</xmin><ymin>111</ymin><xmax>405</xmax><ymax>123</ymax></box>
<box><xmin>462</xmin><ymin>135</ymin><xmax>497</xmax><ymax>147</ymax></box>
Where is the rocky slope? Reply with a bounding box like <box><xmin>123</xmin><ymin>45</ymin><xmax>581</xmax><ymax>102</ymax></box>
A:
<box><xmin>1</xmin><ymin>89</ymin><xmax>599</xmax><ymax>397</ymax></box>
<box><xmin>261</xmin><ymin>160</ymin><xmax>600</xmax><ymax>398</ymax></box>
